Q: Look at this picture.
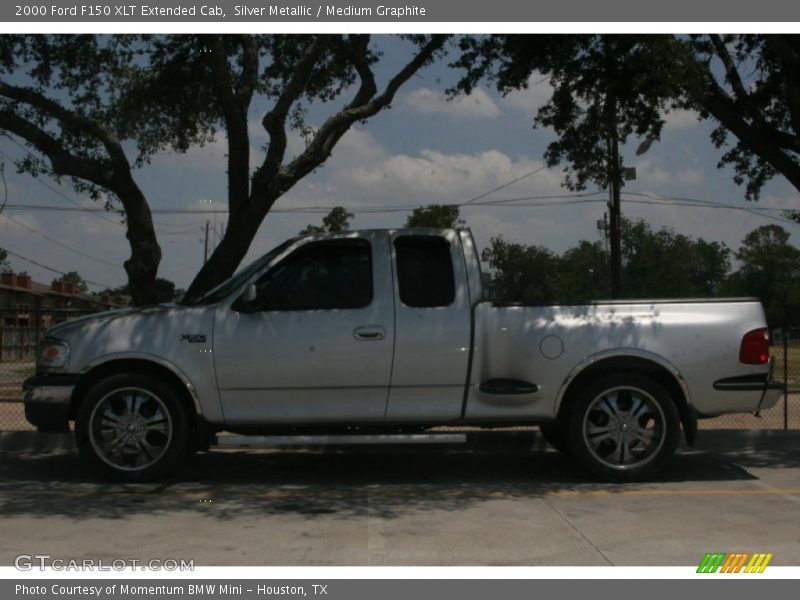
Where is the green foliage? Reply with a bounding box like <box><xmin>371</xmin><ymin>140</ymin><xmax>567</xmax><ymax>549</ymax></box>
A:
<box><xmin>405</xmin><ymin>205</ymin><xmax>466</xmax><ymax>228</ymax></box>
<box><xmin>481</xmin><ymin>238</ymin><xmax>563</xmax><ymax>303</ymax></box>
<box><xmin>453</xmin><ymin>35</ymin><xmax>683</xmax><ymax>191</ymax></box>
<box><xmin>453</xmin><ymin>34</ymin><xmax>800</xmax><ymax>199</ymax></box>
<box><xmin>619</xmin><ymin>219</ymin><xmax>731</xmax><ymax>298</ymax></box>
<box><xmin>56</xmin><ymin>270</ymin><xmax>88</xmax><ymax>293</ymax></box>
<box><xmin>481</xmin><ymin>218</ymin><xmax>730</xmax><ymax>304</ymax></box>
<box><xmin>99</xmin><ymin>277</ymin><xmax>177</xmax><ymax>303</ymax></box>
<box><xmin>299</xmin><ymin>206</ymin><xmax>354</xmax><ymax>235</ymax></box>
<box><xmin>0</xmin><ymin>247</ymin><xmax>8</xmax><ymax>271</ymax></box>
<box><xmin>723</xmin><ymin>225</ymin><xmax>800</xmax><ymax>327</ymax></box>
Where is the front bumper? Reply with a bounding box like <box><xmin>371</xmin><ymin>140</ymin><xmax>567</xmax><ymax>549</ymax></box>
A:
<box><xmin>23</xmin><ymin>374</ymin><xmax>78</xmax><ymax>433</ymax></box>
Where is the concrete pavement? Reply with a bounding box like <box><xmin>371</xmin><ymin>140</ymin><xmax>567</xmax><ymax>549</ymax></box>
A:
<box><xmin>1</xmin><ymin>430</ymin><xmax>799</xmax><ymax>566</ymax></box>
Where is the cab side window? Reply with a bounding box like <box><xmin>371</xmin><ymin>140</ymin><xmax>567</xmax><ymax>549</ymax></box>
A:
<box><xmin>251</xmin><ymin>239</ymin><xmax>373</xmax><ymax>311</ymax></box>
<box><xmin>394</xmin><ymin>236</ymin><xmax>456</xmax><ymax>308</ymax></box>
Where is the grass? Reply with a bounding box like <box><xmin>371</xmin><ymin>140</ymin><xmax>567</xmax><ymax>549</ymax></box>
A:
<box><xmin>770</xmin><ymin>342</ymin><xmax>800</xmax><ymax>389</ymax></box>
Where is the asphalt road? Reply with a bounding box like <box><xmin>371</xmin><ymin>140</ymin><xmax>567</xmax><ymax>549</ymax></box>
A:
<box><xmin>1</xmin><ymin>431</ymin><xmax>799</xmax><ymax>566</ymax></box>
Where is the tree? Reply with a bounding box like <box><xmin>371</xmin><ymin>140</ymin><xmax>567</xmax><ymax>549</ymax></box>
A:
<box><xmin>558</xmin><ymin>240</ymin><xmax>610</xmax><ymax>302</ymax></box>
<box><xmin>453</xmin><ymin>35</ymin><xmax>680</xmax><ymax>192</ymax></box>
<box><xmin>153</xmin><ymin>278</ymin><xmax>177</xmax><ymax>304</ymax></box>
<box><xmin>480</xmin><ymin>219</ymin><xmax>730</xmax><ymax>304</ymax></box>
<box><xmin>618</xmin><ymin>218</ymin><xmax>730</xmax><ymax>298</ymax></box>
<box><xmin>299</xmin><ymin>206</ymin><xmax>353</xmax><ymax>235</ymax></box>
<box><xmin>405</xmin><ymin>204</ymin><xmax>466</xmax><ymax>228</ymax></box>
<box><xmin>453</xmin><ymin>34</ymin><xmax>800</xmax><ymax>200</ymax></box>
<box><xmin>99</xmin><ymin>277</ymin><xmax>177</xmax><ymax>304</ymax></box>
<box><xmin>58</xmin><ymin>271</ymin><xmax>88</xmax><ymax>293</ymax></box>
<box><xmin>679</xmin><ymin>35</ymin><xmax>800</xmax><ymax>200</ymax></box>
<box><xmin>480</xmin><ymin>237</ymin><xmax>562</xmax><ymax>304</ymax></box>
<box><xmin>0</xmin><ymin>247</ymin><xmax>8</xmax><ymax>271</ymax></box>
<box><xmin>0</xmin><ymin>35</ymin><xmax>448</xmax><ymax>305</ymax></box>
<box><xmin>0</xmin><ymin>36</ymin><xmax>164</xmax><ymax>304</ymax></box>
<box><xmin>723</xmin><ymin>225</ymin><xmax>800</xmax><ymax>328</ymax></box>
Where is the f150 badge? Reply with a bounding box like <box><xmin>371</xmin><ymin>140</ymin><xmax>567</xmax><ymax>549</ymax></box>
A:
<box><xmin>180</xmin><ymin>334</ymin><xmax>207</xmax><ymax>343</ymax></box>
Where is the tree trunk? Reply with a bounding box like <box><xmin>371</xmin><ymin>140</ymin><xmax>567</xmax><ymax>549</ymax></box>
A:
<box><xmin>112</xmin><ymin>173</ymin><xmax>162</xmax><ymax>305</ymax></box>
<box><xmin>183</xmin><ymin>198</ymin><xmax>271</xmax><ymax>303</ymax></box>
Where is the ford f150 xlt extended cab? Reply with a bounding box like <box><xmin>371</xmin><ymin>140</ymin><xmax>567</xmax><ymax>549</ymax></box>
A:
<box><xmin>24</xmin><ymin>228</ymin><xmax>782</xmax><ymax>482</ymax></box>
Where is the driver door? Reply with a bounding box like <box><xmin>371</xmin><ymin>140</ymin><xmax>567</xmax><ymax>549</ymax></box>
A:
<box><xmin>213</xmin><ymin>233</ymin><xmax>395</xmax><ymax>425</ymax></box>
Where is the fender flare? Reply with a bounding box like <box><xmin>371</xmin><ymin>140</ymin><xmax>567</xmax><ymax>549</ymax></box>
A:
<box><xmin>80</xmin><ymin>352</ymin><xmax>203</xmax><ymax>415</ymax></box>
<box><xmin>554</xmin><ymin>347</ymin><xmax>694</xmax><ymax>419</ymax></box>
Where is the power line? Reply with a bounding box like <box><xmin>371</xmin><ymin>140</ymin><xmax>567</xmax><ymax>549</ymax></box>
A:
<box><xmin>0</xmin><ymin>144</ymin><xmax>202</xmax><ymax>234</ymax></box>
<box><xmin>0</xmin><ymin>247</ymin><xmax>115</xmax><ymax>289</ymax></box>
<box><xmin>0</xmin><ymin>143</ymin><xmax>126</xmax><ymax>228</ymax></box>
<box><xmin>461</xmin><ymin>166</ymin><xmax>549</xmax><ymax>205</ymax></box>
<box><xmin>1</xmin><ymin>212</ymin><xmax>121</xmax><ymax>267</ymax></box>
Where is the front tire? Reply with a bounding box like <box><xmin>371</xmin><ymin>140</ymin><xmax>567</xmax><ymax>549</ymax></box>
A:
<box><xmin>568</xmin><ymin>374</ymin><xmax>680</xmax><ymax>482</ymax></box>
<box><xmin>75</xmin><ymin>373</ymin><xmax>192</xmax><ymax>482</ymax></box>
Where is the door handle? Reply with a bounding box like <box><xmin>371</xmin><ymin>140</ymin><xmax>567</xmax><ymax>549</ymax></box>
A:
<box><xmin>353</xmin><ymin>325</ymin><xmax>386</xmax><ymax>341</ymax></box>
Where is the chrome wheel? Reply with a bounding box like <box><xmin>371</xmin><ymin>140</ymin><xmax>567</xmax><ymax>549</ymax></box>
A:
<box><xmin>88</xmin><ymin>387</ymin><xmax>173</xmax><ymax>472</ymax></box>
<box><xmin>581</xmin><ymin>386</ymin><xmax>666</xmax><ymax>471</ymax></box>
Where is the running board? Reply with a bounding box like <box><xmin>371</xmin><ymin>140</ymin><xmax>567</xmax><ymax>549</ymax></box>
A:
<box><xmin>213</xmin><ymin>433</ymin><xmax>467</xmax><ymax>449</ymax></box>
<box><xmin>479</xmin><ymin>379</ymin><xmax>539</xmax><ymax>395</ymax></box>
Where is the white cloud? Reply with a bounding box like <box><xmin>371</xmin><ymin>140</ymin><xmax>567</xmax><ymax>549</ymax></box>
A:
<box><xmin>633</xmin><ymin>157</ymin><xmax>705</xmax><ymax>187</ymax></box>
<box><xmin>662</xmin><ymin>109</ymin><xmax>700</xmax><ymax>130</ymax></box>
<box><xmin>502</xmin><ymin>74</ymin><xmax>555</xmax><ymax>114</ymax></box>
<box><xmin>339</xmin><ymin>148</ymin><xmax>564</xmax><ymax>204</ymax></box>
<box><xmin>403</xmin><ymin>87</ymin><xmax>501</xmax><ymax>119</ymax></box>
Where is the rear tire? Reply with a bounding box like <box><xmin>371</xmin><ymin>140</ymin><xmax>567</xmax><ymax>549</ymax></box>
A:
<box><xmin>75</xmin><ymin>373</ymin><xmax>192</xmax><ymax>482</ymax></box>
<box><xmin>568</xmin><ymin>374</ymin><xmax>680</xmax><ymax>482</ymax></box>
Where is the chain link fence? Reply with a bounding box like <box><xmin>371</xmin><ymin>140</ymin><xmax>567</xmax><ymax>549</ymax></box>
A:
<box><xmin>0</xmin><ymin>308</ymin><xmax>97</xmax><ymax>431</ymax></box>
<box><xmin>1</xmin><ymin>309</ymin><xmax>798</xmax><ymax>432</ymax></box>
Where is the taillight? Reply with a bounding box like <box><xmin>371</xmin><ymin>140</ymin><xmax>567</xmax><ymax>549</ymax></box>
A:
<box><xmin>740</xmin><ymin>328</ymin><xmax>770</xmax><ymax>364</ymax></box>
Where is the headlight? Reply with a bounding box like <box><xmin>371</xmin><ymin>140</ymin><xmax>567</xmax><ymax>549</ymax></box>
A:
<box><xmin>37</xmin><ymin>339</ymin><xmax>70</xmax><ymax>372</ymax></box>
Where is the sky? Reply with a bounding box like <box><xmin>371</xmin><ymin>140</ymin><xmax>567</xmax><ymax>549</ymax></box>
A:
<box><xmin>1</xmin><ymin>35</ymin><xmax>799</xmax><ymax>293</ymax></box>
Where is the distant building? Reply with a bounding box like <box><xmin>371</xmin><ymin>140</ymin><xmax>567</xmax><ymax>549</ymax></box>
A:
<box><xmin>0</xmin><ymin>270</ymin><xmax>128</xmax><ymax>329</ymax></box>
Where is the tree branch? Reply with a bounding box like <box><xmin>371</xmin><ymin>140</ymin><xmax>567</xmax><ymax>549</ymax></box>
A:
<box><xmin>698</xmin><ymin>80</ymin><xmax>800</xmax><ymax>193</ymax></box>
<box><xmin>258</xmin><ymin>35</ymin><xmax>332</xmax><ymax>185</ymax></box>
<box><xmin>0</xmin><ymin>109</ymin><xmax>113</xmax><ymax>187</ymax></box>
<box><xmin>346</xmin><ymin>34</ymin><xmax>378</xmax><ymax>108</ymax></box>
<box><xmin>237</xmin><ymin>34</ymin><xmax>259</xmax><ymax>105</ymax></box>
<box><xmin>709</xmin><ymin>34</ymin><xmax>750</xmax><ymax>105</ymax></box>
<box><xmin>280</xmin><ymin>35</ymin><xmax>447</xmax><ymax>186</ymax></box>
<box><xmin>0</xmin><ymin>80</ymin><xmax>161</xmax><ymax>305</ymax></box>
<box><xmin>0</xmin><ymin>81</ymin><xmax>129</xmax><ymax>170</ymax></box>
<box><xmin>763</xmin><ymin>35</ymin><xmax>800</xmax><ymax>138</ymax></box>
<box><xmin>205</xmin><ymin>35</ymin><xmax>253</xmax><ymax>212</ymax></box>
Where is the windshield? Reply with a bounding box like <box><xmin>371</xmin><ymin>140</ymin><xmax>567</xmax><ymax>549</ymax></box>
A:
<box><xmin>182</xmin><ymin>238</ymin><xmax>297</xmax><ymax>306</ymax></box>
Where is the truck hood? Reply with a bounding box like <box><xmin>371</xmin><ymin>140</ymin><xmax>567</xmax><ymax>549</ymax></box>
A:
<box><xmin>45</xmin><ymin>303</ymin><xmax>217</xmax><ymax>374</ymax></box>
<box><xmin>45</xmin><ymin>304</ymin><xmax>190</xmax><ymax>339</ymax></box>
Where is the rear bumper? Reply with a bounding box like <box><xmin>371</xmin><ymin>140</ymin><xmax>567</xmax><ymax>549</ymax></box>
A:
<box><xmin>712</xmin><ymin>374</ymin><xmax>783</xmax><ymax>414</ymax></box>
<box><xmin>23</xmin><ymin>374</ymin><xmax>78</xmax><ymax>433</ymax></box>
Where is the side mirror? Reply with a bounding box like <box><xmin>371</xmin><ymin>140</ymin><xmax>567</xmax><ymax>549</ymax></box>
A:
<box><xmin>242</xmin><ymin>283</ymin><xmax>257</xmax><ymax>303</ymax></box>
<box><xmin>233</xmin><ymin>284</ymin><xmax>257</xmax><ymax>312</ymax></box>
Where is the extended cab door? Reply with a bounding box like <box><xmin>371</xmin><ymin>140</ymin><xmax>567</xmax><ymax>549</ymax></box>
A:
<box><xmin>384</xmin><ymin>231</ymin><xmax>474</xmax><ymax>420</ymax></box>
<box><xmin>213</xmin><ymin>232</ymin><xmax>395</xmax><ymax>424</ymax></box>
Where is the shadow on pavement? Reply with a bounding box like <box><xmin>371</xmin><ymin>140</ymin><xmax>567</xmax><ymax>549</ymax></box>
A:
<box><xmin>4</xmin><ymin>430</ymin><xmax>799</xmax><ymax>521</ymax></box>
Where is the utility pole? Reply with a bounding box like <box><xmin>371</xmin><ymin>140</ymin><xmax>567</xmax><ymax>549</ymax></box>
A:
<box><xmin>606</xmin><ymin>90</ymin><xmax>622</xmax><ymax>299</ymax></box>
<box><xmin>203</xmin><ymin>221</ymin><xmax>209</xmax><ymax>265</ymax></box>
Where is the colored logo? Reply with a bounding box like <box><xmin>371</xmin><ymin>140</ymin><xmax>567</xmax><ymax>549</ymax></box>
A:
<box><xmin>697</xmin><ymin>552</ymin><xmax>773</xmax><ymax>573</ymax></box>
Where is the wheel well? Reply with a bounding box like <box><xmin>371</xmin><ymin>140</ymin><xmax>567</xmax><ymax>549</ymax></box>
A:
<box><xmin>69</xmin><ymin>359</ymin><xmax>199</xmax><ymax>426</ymax></box>
<box><xmin>556</xmin><ymin>356</ymin><xmax>696</xmax><ymax>445</ymax></box>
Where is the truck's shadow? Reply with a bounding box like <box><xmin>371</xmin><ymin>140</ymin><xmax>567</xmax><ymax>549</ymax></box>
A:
<box><xmin>2</xmin><ymin>431</ymin><xmax>799</xmax><ymax>521</ymax></box>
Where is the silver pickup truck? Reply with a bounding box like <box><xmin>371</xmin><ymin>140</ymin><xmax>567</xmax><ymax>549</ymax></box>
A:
<box><xmin>24</xmin><ymin>228</ymin><xmax>781</xmax><ymax>482</ymax></box>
